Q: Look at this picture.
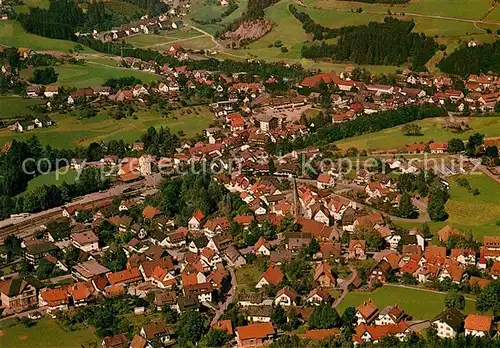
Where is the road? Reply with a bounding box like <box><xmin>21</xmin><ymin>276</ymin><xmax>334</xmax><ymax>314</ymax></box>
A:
<box><xmin>333</xmin><ymin>266</ymin><xmax>357</xmax><ymax>308</ymax></box>
<box><xmin>0</xmin><ymin>306</ymin><xmax>48</xmax><ymax>321</ymax></box>
<box><xmin>211</xmin><ymin>267</ymin><xmax>237</xmax><ymax>325</ymax></box>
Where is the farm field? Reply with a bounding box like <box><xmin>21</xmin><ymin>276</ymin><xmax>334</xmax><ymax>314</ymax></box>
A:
<box><xmin>337</xmin><ymin>284</ymin><xmax>478</xmax><ymax>320</ymax></box>
<box><xmin>303</xmin><ymin>0</ymin><xmax>493</xmax><ymax>20</ymax></box>
<box><xmin>0</xmin><ymin>96</ymin><xmax>45</xmax><ymax>119</ymax></box>
<box><xmin>0</xmin><ymin>21</ymin><xmax>92</xmax><ymax>53</ymax></box>
<box><xmin>334</xmin><ymin>116</ymin><xmax>500</xmax><ymax>151</ymax></box>
<box><xmin>0</xmin><ymin>318</ymin><xmax>99</xmax><ymax>348</ymax></box>
<box><xmin>0</xmin><ymin>106</ymin><xmax>214</xmax><ymax>148</ymax></box>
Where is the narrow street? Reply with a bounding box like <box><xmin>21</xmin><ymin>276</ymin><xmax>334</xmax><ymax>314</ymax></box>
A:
<box><xmin>211</xmin><ymin>267</ymin><xmax>237</xmax><ymax>325</ymax></box>
<box><xmin>333</xmin><ymin>266</ymin><xmax>358</xmax><ymax>308</ymax></box>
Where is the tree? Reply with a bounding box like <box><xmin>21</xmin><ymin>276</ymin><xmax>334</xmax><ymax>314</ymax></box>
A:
<box><xmin>445</xmin><ymin>290</ymin><xmax>465</xmax><ymax>310</ymax></box>
<box><xmin>466</xmin><ymin>133</ymin><xmax>484</xmax><ymax>157</ymax></box>
<box><xmin>308</xmin><ymin>303</ymin><xmax>341</xmax><ymax>329</ymax></box>
<box><xmin>402</xmin><ymin>123</ymin><xmax>422</xmax><ymax>136</ymax></box>
<box><xmin>477</xmin><ymin>281</ymin><xmax>500</xmax><ymax>315</ymax></box>
<box><xmin>397</xmin><ymin>192</ymin><xmax>417</xmax><ymax>218</ymax></box>
<box><xmin>201</xmin><ymin>329</ymin><xmax>231</xmax><ymax>347</ymax></box>
<box><xmin>36</xmin><ymin>258</ymin><xmax>55</xmax><ymax>279</ymax></box>
<box><xmin>162</xmin><ymin>305</ymin><xmax>179</xmax><ymax>324</ymax></box>
<box><xmin>341</xmin><ymin>306</ymin><xmax>356</xmax><ymax>328</ymax></box>
<box><xmin>427</xmin><ymin>180</ymin><xmax>450</xmax><ymax>221</ymax></box>
<box><xmin>268</xmin><ymin>157</ymin><xmax>276</xmax><ymax>174</ymax></box>
<box><xmin>30</xmin><ymin>67</ymin><xmax>58</xmax><ymax>84</ymax></box>
<box><xmin>176</xmin><ymin>310</ymin><xmax>207</xmax><ymax>344</ymax></box>
<box><xmin>4</xmin><ymin>234</ymin><xmax>22</xmax><ymax>261</ymax></box>
<box><xmin>447</xmin><ymin>138</ymin><xmax>465</xmax><ymax>153</ymax></box>
<box><xmin>485</xmin><ymin>146</ymin><xmax>498</xmax><ymax>158</ymax></box>
<box><xmin>271</xmin><ymin>305</ymin><xmax>287</xmax><ymax>328</ymax></box>
<box><xmin>103</xmin><ymin>246</ymin><xmax>127</xmax><ymax>272</ymax></box>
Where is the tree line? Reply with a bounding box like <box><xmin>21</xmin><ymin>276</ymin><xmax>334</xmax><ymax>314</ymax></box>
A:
<box><xmin>17</xmin><ymin>0</ymin><xmax>167</xmax><ymax>40</ymax></box>
<box><xmin>267</xmin><ymin>105</ymin><xmax>444</xmax><ymax>154</ymax></box>
<box><xmin>437</xmin><ymin>40</ymin><xmax>500</xmax><ymax>76</ymax></box>
<box><xmin>77</xmin><ymin>36</ymin><xmax>307</xmax><ymax>80</ymax></box>
<box><xmin>299</xmin><ymin>17</ymin><xmax>438</xmax><ymax>71</ymax></box>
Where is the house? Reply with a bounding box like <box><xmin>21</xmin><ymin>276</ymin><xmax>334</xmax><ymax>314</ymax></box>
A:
<box><xmin>107</xmin><ymin>267</ymin><xmax>143</xmax><ymax>286</ymax></box>
<box><xmin>437</xmin><ymin>225</ymin><xmax>462</xmax><ymax>242</ymax></box>
<box><xmin>44</xmin><ymin>85</ymin><xmax>59</xmax><ymax>98</ymax></box>
<box><xmin>71</xmin><ymin>231</ymin><xmax>99</xmax><ymax>253</ymax></box>
<box><xmin>203</xmin><ymin>217</ymin><xmax>230</xmax><ymax>237</ymax></box>
<box><xmin>236</xmin><ymin>322</ymin><xmax>275</xmax><ymax>347</ymax></box>
<box><xmin>317</xmin><ymin>173</ymin><xmax>333</xmax><ymax>189</ymax></box>
<box><xmin>255</xmin><ymin>264</ymin><xmax>283</xmax><ymax>289</ymax></box>
<box><xmin>369</xmin><ymin>260</ymin><xmax>392</xmax><ymax>284</ymax></box>
<box><xmin>200</xmin><ymin>247</ymin><xmax>222</xmax><ymax>269</ymax></box>
<box><xmin>313</xmin><ymin>262</ymin><xmax>336</xmax><ymax>287</ymax></box>
<box><xmin>13</xmin><ymin>120</ymin><xmax>35</xmax><ymax>133</ymax></box>
<box><xmin>254</xmin><ymin>236</ymin><xmax>271</xmax><ymax>256</ymax></box>
<box><xmin>140</xmin><ymin>321</ymin><xmax>174</xmax><ymax>345</ymax></box>
<box><xmin>224</xmin><ymin>245</ymin><xmax>246</xmax><ymax>268</ymax></box>
<box><xmin>23</xmin><ymin>242</ymin><xmax>58</xmax><ymax>264</ymax></box>
<box><xmin>26</xmin><ymin>85</ymin><xmax>40</xmax><ymax>97</ymax></box>
<box><xmin>188</xmin><ymin>236</ymin><xmax>208</xmax><ymax>254</ymax></box>
<box><xmin>305</xmin><ymin>329</ymin><xmax>340</xmax><ymax>341</ymax></box>
<box><xmin>102</xmin><ymin>334</ymin><xmax>128</xmax><ymax>348</ymax></box>
<box><xmin>242</xmin><ymin>305</ymin><xmax>273</xmax><ymax>323</ymax></box>
<box><xmin>188</xmin><ymin>210</ymin><xmax>205</xmax><ymax>230</ymax></box>
<box><xmin>375</xmin><ymin>305</ymin><xmax>405</xmax><ymax>325</ymax></box>
<box><xmin>356</xmin><ymin>299</ymin><xmax>379</xmax><ymax>325</ymax></box>
<box><xmin>274</xmin><ymin>286</ymin><xmax>297</xmax><ymax>307</ymax></box>
<box><xmin>464</xmin><ymin>314</ymin><xmax>492</xmax><ymax>337</ymax></box>
<box><xmin>305</xmin><ymin>287</ymin><xmax>330</xmax><ymax>306</ymax></box>
<box><xmin>353</xmin><ymin>321</ymin><xmax>410</xmax><ymax>343</ymax></box>
<box><xmin>432</xmin><ymin>308</ymin><xmax>465</xmax><ymax>339</ymax></box>
<box><xmin>39</xmin><ymin>287</ymin><xmax>69</xmax><ymax>311</ymax></box>
<box><xmin>72</xmin><ymin>260</ymin><xmax>111</xmax><ymax>281</ymax></box>
<box><xmin>348</xmin><ymin>240</ymin><xmax>366</xmax><ymax>260</ymax></box>
<box><xmin>0</xmin><ymin>278</ymin><xmax>38</xmax><ymax>313</ymax></box>
<box><xmin>143</xmin><ymin>205</ymin><xmax>161</xmax><ymax>220</ymax></box>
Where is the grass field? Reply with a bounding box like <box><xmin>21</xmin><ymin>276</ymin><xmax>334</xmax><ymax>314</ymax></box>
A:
<box><xmin>0</xmin><ymin>96</ymin><xmax>45</xmax><ymax>120</ymax></box>
<box><xmin>22</xmin><ymin>169</ymin><xmax>78</xmax><ymax>195</ymax></box>
<box><xmin>443</xmin><ymin>173</ymin><xmax>500</xmax><ymax>238</ymax></box>
<box><xmin>104</xmin><ymin>0</ymin><xmax>144</xmax><ymax>16</ymax></box>
<box><xmin>0</xmin><ymin>21</ymin><xmax>92</xmax><ymax>53</ymax></box>
<box><xmin>125</xmin><ymin>29</ymin><xmax>205</xmax><ymax>49</ymax></box>
<box><xmin>394</xmin><ymin>173</ymin><xmax>500</xmax><ymax>239</ymax></box>
<box><xmin>0</xmin><ymin>318</ymin><xmax>98</xmax><ymax>348</ymax></box>
<box><xmin>0</xmin><ymin>106</ymin><xmax>214</xmax><ymax>148</ymax></box>
<box><xmin>337</xmin><ymin>285</ymin><xmax>478</xmax><ymax>319</ymax></box>
<box><xmin>51</xmin><ymin>62</ymin><xmax>159</xmax><ymax>88</ymax></box>
<box><xmin>305</xmin><ymin>0</ymin><xmax>492</xmax><ymax>20</ymax></box>
<box><xmin>14</xmin><ymin>0</ymin><xmax>50</xmax><ymax>13</ymax></box>
<box><xmin>335</xmin><ymin>116</ymin><xmax>500</xmax><ymax>151</ymax></box>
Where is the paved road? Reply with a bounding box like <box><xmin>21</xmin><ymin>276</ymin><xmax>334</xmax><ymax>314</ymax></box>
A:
<box><xmin>0</xmin><ymin>306</ymin><xmax>48</xmax><ymax>321</ymax></box>
<box><xmin>211</xmin><ymin>267</ymin><xmax>237</xmax><ymax>325</ymax></box>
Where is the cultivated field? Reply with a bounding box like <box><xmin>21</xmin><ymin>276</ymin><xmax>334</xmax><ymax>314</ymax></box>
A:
<box><xmin>0</xmin><ymin>318</ymin><xmax>98</xmax><ymax>348</ymax></box>
<box><xmin>335</xmin><ymin>116</ymin><xmax>500</xmax><ymax>151</ymax></box>
<box><xmin>0</xmin><ymin>21</ymin><xmax>91</xmax><ymax>53</ymax></box>
<box><xmin>14</xmin><ymin>0</ymin><xmax>50</xmax><ymax>14</ymax></box>
<box><xmin>0</xmin><ymin>106</ymin><xmax>214</xmax><ymax>148</ymax></box>
<box><xmin>337</xmin><ymin>284</ymin><xmax>478</xmax><ymax>319</ymax></box>
<box><xmin>124</xmin><ymin>29</ymin><xmax>206</xmax><ymax>50</ymax></box>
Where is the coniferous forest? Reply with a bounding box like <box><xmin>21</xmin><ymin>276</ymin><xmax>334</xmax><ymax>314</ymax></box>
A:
<box><xmin>437</xmin><ymin>40</ymin><xmax>500</xmax><ymax>76</ymax></box>
<box><xmin>290</xmin><ymin>7</ymin><xmax>437</xmax><ymax>71</ymax></box>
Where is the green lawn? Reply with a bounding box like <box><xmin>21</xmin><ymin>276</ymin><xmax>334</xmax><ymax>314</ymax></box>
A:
<box><xmin>335</xmin><ymin>116</ymin><xmax>500</xmax><ymax>151</ymax></box>
<box><xmin>0</xmin><ymin>21</ymin><xmax>92</xmax><ymax>53</ymax></box>
<box><xmin>394</xmin><ymin>173</ymin><xmax>500</xmax><ymax>239</ymax></box>
<box><xmin>0</xmin><ymin>318</ymin><xmax>98</xmax><ymax>348</ymax></box>
<box><xmin>20</xmin><ymin>169</ymin><xmax>78</xmax><ymax>195</ymax></box>
<box><xmin>337</xmin><ymin>285</ymin><xmax>478</xmax><ymax>320</ymax></box>
<box><xmin>0</xmin><ymin>106</ymin><xmax>214</xmax><ymax>148</ymax></box>
<box><xmin>52</xmin><ymin>62</ymin><xmax>159</xmax><ymax>88</ymax></box>
<box><xmin>235</xmin><ymin>264</ymin><xmax>263</xmax><ymax>291</ymax></box>
<box><xmin>0</xmin><ymin>96</ymin><xmax>45</xmax><ymax>120</ymax></box>
<box><xmin>443</xmin><ymin>173</ymin><xmax>500</xmax><ymax>238</ymax></box>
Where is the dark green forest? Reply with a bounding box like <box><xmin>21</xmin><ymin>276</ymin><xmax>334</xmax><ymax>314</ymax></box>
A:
<box><xmin>298</xmin><ymin>16</ymin><xmax>437</xmax><ymax>70</ymax></box>
<box><xmin>437</xmin><ymin>40</ymin><xmax>500</xmax><ymax>76</ymax></box>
